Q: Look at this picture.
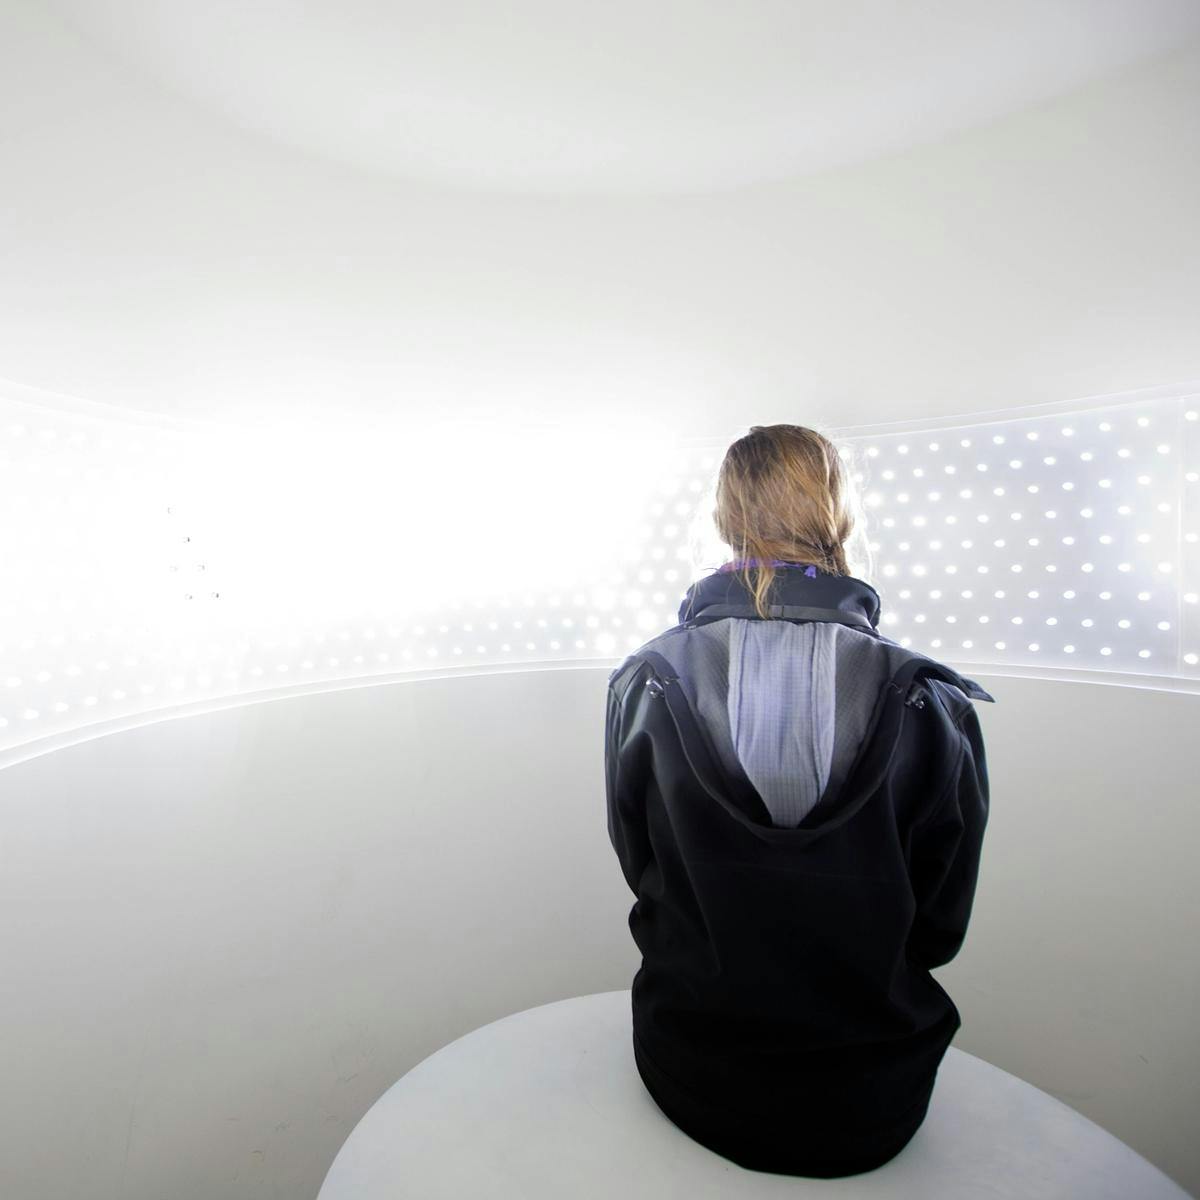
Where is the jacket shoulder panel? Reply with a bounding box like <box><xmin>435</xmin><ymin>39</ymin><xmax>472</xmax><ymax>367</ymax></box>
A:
<box><xmin>925</xmin><ymin>677</ymin><xmax>976</xmax><ymax>727</ymax></box>
<box><xmin>607</xmin><ymin>654</ymin><xmax>655</xmax><ymax>705</ymax></box>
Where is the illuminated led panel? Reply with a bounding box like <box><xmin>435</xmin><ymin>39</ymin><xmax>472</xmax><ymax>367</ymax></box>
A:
<box><xmin>0</xmin><ymin>380</ymin><xmax>1196</xmax><ymax>763</ymax></box>
<box><xmin>846</xmin><ymin>393</ymin><xmax>1200</xmax><ymax>680</ymax></box>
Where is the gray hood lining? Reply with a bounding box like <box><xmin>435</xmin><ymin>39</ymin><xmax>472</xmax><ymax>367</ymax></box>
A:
<box><xmin>643</xmin><ymin>620</ymin><xmax>913</xmax><ymax>828</ymax></box>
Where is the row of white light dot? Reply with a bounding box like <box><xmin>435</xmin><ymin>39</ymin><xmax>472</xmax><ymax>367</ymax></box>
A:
<box><xmin>865</xmin><ymin>412</ymin><xmax>1196</xmax><ymax>454</ymax></box>
<box><xmin>880</xmin><ymin>593</ymin><xmax>1197</xmax><ymax>663</ymax></box>
<box><xmin>877</xmin><ymin>548</ymin><xmax>1183</xmax><ymax>574</ymax></box>
<box><xmin>0</xmin><ymin>598</ymin><xmax>684</xmax><ymax>727</ymax></box>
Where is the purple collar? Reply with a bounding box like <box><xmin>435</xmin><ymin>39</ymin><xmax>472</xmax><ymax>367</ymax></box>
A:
<box><xmin>718</xmin><ymin>559</ymin><xmax>819</xmax><ymax>579</ymax></box>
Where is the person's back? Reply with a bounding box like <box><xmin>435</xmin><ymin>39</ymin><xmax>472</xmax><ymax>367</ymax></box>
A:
<box><xmin>605</xmin><ymin>424</ymin><xmax>995</xmax><ymax>1178</ymax></box>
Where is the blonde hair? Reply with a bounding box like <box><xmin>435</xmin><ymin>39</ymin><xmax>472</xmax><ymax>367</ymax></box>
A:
<box><xmin>712</xmin><ymin>424</ymin><xmax>861</xmax><ymax>620</ymax></box>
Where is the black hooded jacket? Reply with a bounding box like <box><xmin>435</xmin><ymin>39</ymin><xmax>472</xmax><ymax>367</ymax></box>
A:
<box><xmin>605</xmin><ymin>564</ymin><xmax>994</xmax><ymax>1177</ymax></box>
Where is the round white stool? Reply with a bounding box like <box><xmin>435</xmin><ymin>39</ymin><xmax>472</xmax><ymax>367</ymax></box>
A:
<box><xmin>318</xmin><ymin>990</ymin><xmax>1191</xmax><ymax>1199</ymax></box>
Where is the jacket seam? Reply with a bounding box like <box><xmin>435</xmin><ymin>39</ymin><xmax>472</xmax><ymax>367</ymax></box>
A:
<box><xmin>925</xmin><ymin>678</ymin><xmax>973</xmax><ymax>731</ymax></box>
<box><xmin>609</xmin><ymin>658</ymin><xmax>649</xmax><ymax>708</ymax></box>
<box><xmin>914</xmin><ymin>719</ymin><xmax>968</xmax><ymax>839</ymax></box>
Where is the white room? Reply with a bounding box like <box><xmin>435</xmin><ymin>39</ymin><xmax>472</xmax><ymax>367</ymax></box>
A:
<box><xmin>1</xmin><ymin>2</ymin><xmax>1198</xmax><ymax>1197</ymax></box>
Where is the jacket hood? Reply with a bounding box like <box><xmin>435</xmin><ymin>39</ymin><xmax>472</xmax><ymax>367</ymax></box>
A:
<box><xmin>629</xmin><ymin>564</ymin><xmax>991</xmax><ymax>834</ymax></box>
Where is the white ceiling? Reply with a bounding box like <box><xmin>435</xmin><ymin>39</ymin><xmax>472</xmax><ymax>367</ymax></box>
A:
<box><xmin>36</xmin><ymin>0</ymin><xmax>1200</xmax><ymax>194</ymax></box>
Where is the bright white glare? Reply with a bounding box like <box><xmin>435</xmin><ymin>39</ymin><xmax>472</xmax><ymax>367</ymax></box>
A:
<box><xmin>1</xmin><ymin>382</ymin><xmax>1198</xmax><ymax>757</ymax></box>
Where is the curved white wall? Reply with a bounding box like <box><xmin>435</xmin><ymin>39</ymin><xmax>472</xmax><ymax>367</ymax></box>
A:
<box><xmin>2</xmin><ymin>5</ymin><xmax>1199</xmax><ymax>1199</ymax></box>
<box><xmin>1</xmin><ymin>671</ymin><xmax>1197</xmax><ymax>1199</ymax></box>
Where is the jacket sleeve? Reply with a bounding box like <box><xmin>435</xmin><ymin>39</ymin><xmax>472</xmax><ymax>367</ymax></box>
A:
<box><xmin>605</xmin><ymin>664</ymin><xmax>655</xmax><ymax>899</ymax></box>
<box><xmin>907</xmin><ymin>702</ymin><xmax>991</xmax><ymax>970</ymax></box>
